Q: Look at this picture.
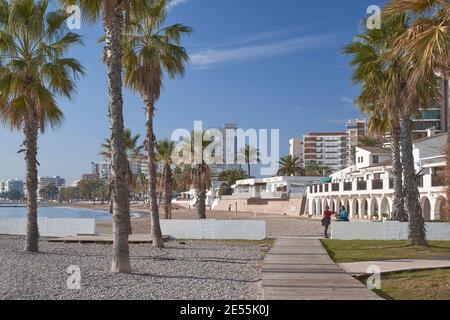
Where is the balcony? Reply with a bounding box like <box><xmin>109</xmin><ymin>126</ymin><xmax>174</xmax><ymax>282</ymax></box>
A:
<box><xmin>343</xmin><ymin>182</ymin><xmax>352</xmax><ymax>191</ymax></box>
<box><xmin>432</xmin><ymin>175</ymin><xmax>445</xmax><ymax>187</ymax></box>
<box><xmin>372</xmin><ymin>179</ymin><xmax>383</xmax><ymax>190</ymax></box>
<box><xmin>357</xmin><ymin>181</ymin><xmax>367</xmax><ymax>191</ymax></box>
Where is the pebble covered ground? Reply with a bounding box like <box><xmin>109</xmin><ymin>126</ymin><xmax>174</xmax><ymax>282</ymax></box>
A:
<box><xmin>0</xmin><ymin>236</ymin><xmax>269</xmax><ymax>300</ymax></box>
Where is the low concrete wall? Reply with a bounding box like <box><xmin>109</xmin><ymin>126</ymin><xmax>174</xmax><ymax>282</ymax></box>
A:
<box><xmin>332</xmin><ymin>221</ymin><xmax>450</xmax><ymax>241</ymax></box>
<box><xmin>160</xmin><ymin>219</ymin><xmax>266</xmax><ymax>240</ymax></box>
<box><xmin>212</xmin><ymin>197</ymin><xmax>306</xmax><ymax>216</ymax></box>
<box><xmin>0</xmin><ymin>218</ymin><xmax>98</xmax><ymax>237</ymax></box>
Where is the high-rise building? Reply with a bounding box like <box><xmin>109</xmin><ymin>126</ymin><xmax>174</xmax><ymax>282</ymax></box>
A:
<box><xmin>289</xmin><ymin>138</ymin><xmax>304</xmax><ymax>165</ymax></box>
<box><xmin>210</xmin><ymin>123</ymin><xmax>241</xmax><ymax>178</ymax></box>
<box><xmin>346</xmin><ymin>119</ymin><xmax>368</xmax><ymax>166</ymax></box>
<box><xmin>303</xmin><ymin>132</ymin><xmax>348</xmax><ymax>171</ymax></box>
<box><xmin>0</xmin><ymin>179</ymin><xmax>24</xmax><ymax>195</ymax></box>
<box><xmin>410</xmin><ymin>76</ymin><xmax>449</xmax><ymax>140</ymax></box>
<box><xmin>38</xmin><ymin>176</ymin><xmax>66</xmax><ymax>191</ymax></box>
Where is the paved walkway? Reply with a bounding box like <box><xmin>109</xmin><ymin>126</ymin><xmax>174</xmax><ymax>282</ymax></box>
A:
<box><xmin>340</xmin><ymin>258</ymin><xmax>450</xmax><ymax>276</ymax></box>
<box><xmin>261</xmin><ymin>238</ymin><xmax>382</xmax><ymax>300</ymax></box>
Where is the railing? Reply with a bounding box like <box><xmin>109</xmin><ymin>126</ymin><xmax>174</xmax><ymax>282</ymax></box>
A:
<box><xmin>357</xmin><ymin>181</ymin><xmax>367</xmax><ymax>191</ymax></box>
<box><xmin>432</xmin><ymin>176</ymin><xmax>445</xmax><ymax>187</ymax></box>
<box><xmin>308</xmin><ymin>172</ymin><xmax>445</xmax><ymax>196</ymax></box>
<box><xmin>372</xmin><ymin>179</ymin><xmax>383</xmax><ymax>190</ymax></box>
<box><xmin>343</xmin><ymin>182</ymin><xmax>352</xmax><ymax>191</ymax></box>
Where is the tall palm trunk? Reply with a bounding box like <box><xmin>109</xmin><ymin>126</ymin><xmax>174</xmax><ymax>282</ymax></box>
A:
<box><xmin>400</xmin><ymin>115</ymin><xmax>427</xmax><ymax>245</ymax></box>
<box><xmin>391</xmin><ymin>122</ymin><xmax>407</xmax><ymax>221</ymax></box>
<box><xmin>196</xmin><ymin>163</ymin><xmax>207</xmax><ymax>220</ymax></box>
<box><xmin>144</xmin><ymin>97</ymin><xmax>164</xmax><ymax>248</ymax></box>
<box><xmin>163</xmin><ymin>164</ymin><xmax>173</xmax><ymax>219</ymax></box>
<box><xmin>104</xmin><ymin>5</ymin><xmax>131</xmax><ymax>273</ymax></box>
<box><xmin>24</xmin><ymin>114</ymin><xmax>39</xmax><ymax>253</ymax></box>
<box><xmin>247</xmin><ymin>162</ymin><xmax>251</xmax><ymax>178</ymax></box>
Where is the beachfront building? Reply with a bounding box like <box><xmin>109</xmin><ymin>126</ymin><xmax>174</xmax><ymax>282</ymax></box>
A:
<box><xmin>0</xmin><ymin>179</ymin><xmax>24</xmax><ymax>195</ymax></box>
<box><xmin>211</xmin><ymin>176</ymin><xmax>322</xmax><ymax>215</ymax></box>
<box><xmin>289</xmin><ymin>138</ymin><xmax>304</xmax><ymax>165</ymax></box>
<box><xmin>346</xmin><ymin>118</ymin><xmax>369</xmax><ymax>166</ymax></box>
<box><xmin>303</xmin><ymin>132</ymin><xmax>348</xmax><ymax>171</ymax></box>
<box><xmin>307</xmin><ymin>133</ymin><xmax>448</xmax><ymax>221</ymax></box>
<box><xmin>232</xmin><ymin>176</ymin><xmax>323</xmax><ymax>199</ymax></box>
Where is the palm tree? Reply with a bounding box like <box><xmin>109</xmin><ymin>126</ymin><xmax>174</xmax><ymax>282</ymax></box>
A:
<box><xmin>60</xmin><ymin>0</ymin><xmax>157</xmax><ymax>273</ymax></box>
<box><xmin>304</xmin><ymin>164</ymin><xmax>332</xmax><ymax>177</ymax></box>
<box><xmin>342</xmin><ymin>15</ymin><xmax>410</xmax><ymax>223</ymax></box>
<box><xmin>238</xmin><ymin>145</ymin><xmax>259</xmax><ymax>178</ymax></box>
<box><xmin>100</xmin><ymin>128</ymin><xmax>144</xmax><ymax>214</ymax></box>
<box><xmin>385</xmin><ymin>0</ymin><xmax>450</xmax><ymax>245</ymax></box>
<box><xmin>122</xmin><ymin>1</ymin><xmax>191</xmax><ymax>247</ymax></box>
<box><xmin>276</xmin><ymin>155</ymin><xmax>304</xmax><ymax>177</ymax></box>
<box><xmin>0</xmin><ymin>0</ymin><xmax>84</xmax><ymax>252</ymax></box>
<box><xmin>182</xmin><ymin>131</ymin><xmax>213</xmax><ymax>219</ymax></box>
<box><xmin>358</xmin><ymin>136</ymin><xmax>382</xmax><ymax>148</ymax></box>
<box><xmin>100</xmin><ymin>128</ymin><xmax>144</xmax><ymax>159</ymax></box>
<box><xmin>156</xmin><ymin>139</ymin><xmax>175</xmax><ymax>219</ymax></box>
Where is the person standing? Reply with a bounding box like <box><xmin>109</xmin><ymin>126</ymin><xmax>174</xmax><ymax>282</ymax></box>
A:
<box><xmin>322</xmin><ymin>206</ymin><xmax>336</xmax><ymax>239</ymax></box>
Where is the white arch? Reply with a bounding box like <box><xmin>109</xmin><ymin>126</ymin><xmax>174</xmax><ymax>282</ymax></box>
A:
<box><xmin>316</xmin><ymin>199</ymin><xmax>322</xmax><ymax>215</ymax></box>
<box><xmin>322</xmin><ymin>199</ymin><xmax>329</xmax><ymax>215</ymax></box>
<box><xmin>433</xmin><ymin>196</ymin><xmax>446</xmax><ymax>221</ymax></box>
<box><xmin>420</xmin><ymin>196</ymin><xmax>431</xmax><ymax>221</ymax></box>
<box><xmin>351</xmin><ymin>198</ymin><xmax>359</xmax><ymax>218</ymax></box>
<box><xmin>359</xmin><ymin>198</ymin><xmax>369</xmax><ymax>219</ymax></box>
<box><xmin>310</xmin><ymin>199</ymin><xmax>316</xmax><ymax>216</ymax></box>
<box><xmin>369</xmin><ymin>198</ymin><xmax>379</xmax><ymax>218</ymax></box>
<box><xmin>380</xmin><ymin>197</ymin><xmax>391</xmax><ymax>218</ymax></box>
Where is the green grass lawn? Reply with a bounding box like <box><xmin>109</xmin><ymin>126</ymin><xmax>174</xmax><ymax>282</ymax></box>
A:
<box><xmin>321</xmin><ymin>240</ymin><xmax>450</xmax><ymax>263</ymax></box>
<box><xmin>321</xmin><ymin>240</ymin><xmax>450</xmax><ymax>300</ymax></box>
<box><xmin>374</xmin><ymin>269</ymin><xmax>450</xmax><ymax>300</ymax></box>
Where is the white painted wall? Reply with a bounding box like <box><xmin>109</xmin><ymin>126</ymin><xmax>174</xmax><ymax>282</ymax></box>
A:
<box><xmin>0</xmin><ymin>218</ymin><xmax>98</xmax><ymax>237</ymax></box>
<box><xmin>332</xmin><ymin>221</ymin><xmax>450</xmax><ymax>241</ymax></box>
<box><xmin>414</xmin><ymin>134</ymin><xmax>447</xmax><ymax>160</ymax></box>
<box><xmin>160</xmin><ymin>219</ymin><xmax>266</xmax><ymax>240</ymax></box>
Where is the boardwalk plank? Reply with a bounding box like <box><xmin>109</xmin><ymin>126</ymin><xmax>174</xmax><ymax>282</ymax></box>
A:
<box><xmin>261</xmin><ymin>238</ymin><xmax>382</xmax><ymax>300</ymax></box>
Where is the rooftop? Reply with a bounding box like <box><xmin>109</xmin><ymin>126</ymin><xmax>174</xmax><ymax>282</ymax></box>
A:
<box><xmin>306</xmin><ymin>132</ymin><xmax>347</xmax><ymax>136</ymax></box>
<box><xmin>357</xmin><ymin>146</ymin><xmax>390</xmax><ymax>154</ymax></box>
<box><xmin>413</xmin><ymin>132</ymin><xmax>447</xmax><ymax>144</ymax></box>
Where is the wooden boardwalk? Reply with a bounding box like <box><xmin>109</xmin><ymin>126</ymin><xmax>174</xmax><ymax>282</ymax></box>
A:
<box><xmin>261</xmin><ymin>238</ymin><xmax>382</xmax><ymax>300</ymax></box>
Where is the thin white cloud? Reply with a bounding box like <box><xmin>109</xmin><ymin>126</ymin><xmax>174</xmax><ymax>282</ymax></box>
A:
<box><xmin>167</xmin><ymin>0</ymin><xmax>189</xmax><ymax>9</ymax></box>
<box><xmin>341</xmin><ymin>96</ymin><xmax>354</xmax><ymax>104</ymax></box>
<box><xmin>190</xmin><ymin>33</ymin><xmax>334</xmax><ymax>69</ymax></box>
<box><xmin>341</xmin><ymin>96</ymin><xmax>359</xmax><ymax>109</ymax></box>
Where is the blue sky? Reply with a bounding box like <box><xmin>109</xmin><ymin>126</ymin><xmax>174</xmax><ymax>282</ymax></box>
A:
<box><xmin>0</xmin><ymin>0</ymin><xmax>384</xmax><ymax>183</ymax></box>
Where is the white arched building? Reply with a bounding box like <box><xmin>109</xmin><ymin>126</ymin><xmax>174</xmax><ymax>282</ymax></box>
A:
<box><xmin>307</xmin><ymin>133</ymin><xmax>448</xmax><ymax>221</ymax></box>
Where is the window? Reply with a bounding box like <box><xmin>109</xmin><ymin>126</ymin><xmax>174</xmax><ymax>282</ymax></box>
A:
<box><xmin>372</xmin><ymin>155</ymin><xmax>379</xmax><ymax>164</ymax></box>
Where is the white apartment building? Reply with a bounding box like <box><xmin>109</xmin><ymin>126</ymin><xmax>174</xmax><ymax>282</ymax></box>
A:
<box><xmin>38</xmin><ymin>176</ymin><xmax>66</xmax><ymax>193</ymax></box>
<box><xmin>289</xmin><ymin>138</ymin><xmax>304</xmax><ymax>164</ymax></box>
<box><xmin>0</xmin><ymin>179</ymin><xmax>24</xmax><ymax>195</ymax></box>
<box><xmin>232</xmin><ymin>176</ymin><xmax>323</xmax><ymax>199</ymax></box>
<box><xmin>346</xmin><ymin>118</ymin><xmax>368</xmax><ymax>166</ymax></box>
<box><xmin>307</xmin><ymin>133</ymin><xmax>447</xmax><ymax>221</ymax></box>
<box><xmin>303</xmin><ymin>132</ymin><xmax>348</xmax><ymax>170</ymax></box>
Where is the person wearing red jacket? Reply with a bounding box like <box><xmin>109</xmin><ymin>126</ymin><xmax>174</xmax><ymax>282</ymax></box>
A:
<box><xmin>322</xmin><ymin>206</ymin><xmax>336</xmax><ymax>239</ymax></box>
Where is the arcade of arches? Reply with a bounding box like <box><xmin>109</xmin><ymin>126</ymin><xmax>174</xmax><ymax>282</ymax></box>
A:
<box><xmin>309</xmin><ymin>194</ymin><xmax>447</xmax><ymax>221</ymax></box>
